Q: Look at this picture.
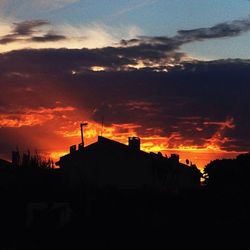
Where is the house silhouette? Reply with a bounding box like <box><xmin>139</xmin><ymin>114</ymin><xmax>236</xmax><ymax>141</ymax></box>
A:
<box><xmin>56</xmin><ymin>136</ymin><xmax>201</xmax><ymax>191</ymax></box>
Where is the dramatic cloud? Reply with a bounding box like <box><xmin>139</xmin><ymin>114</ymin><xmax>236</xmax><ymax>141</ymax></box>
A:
<box><xmin>118</xmin><ymin>17</ymin><xmax>250</xmax><ymax>65</ymax></box>
<box><xmin>0</xmin><ymin>106</ymin><xmax>75</xmax><ymax>128</ymax></box>
<box><xmin>0</xmin><ymin>46</ymin><xmax>249</xmax><ymax>168</ymax></box>
<box><xmin>31</xmin><ymin>33</ymin><xmax>66</xmax><ymax>42</ymax></box>
<box><xmin>1</xmin><ymin>17</ymin><xmax>250</xmax><ymax>168</ymax></box>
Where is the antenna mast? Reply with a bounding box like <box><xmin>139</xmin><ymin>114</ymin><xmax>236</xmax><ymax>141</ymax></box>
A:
<box><xmin>101</xmin><ymin>116</ymin><xmax>104</xmax><ymax>136</ymax></box>
<box><xmin>80</xmin><ymin>122</ymin><xmax>88</xmax><ymax>147</ymax></box>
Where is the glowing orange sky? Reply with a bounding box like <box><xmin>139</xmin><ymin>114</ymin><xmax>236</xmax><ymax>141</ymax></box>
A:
<box><xmin>0</xmin><ymin>20</ymin><xmax>249</xmax><ymax>169</ymax></box>
<box><xmin>0</xmin><ymin>81</ymin><xmax>248</xmax><ymax>170</ymax></box>
<box><xmin>0</xmin><ymin>100</ymin><xmax>247</xmax><ymax>170</ymax></box>
<box><xmin>0</xmin><ymin>82</ymin><xmax>247</xmax><ymax>170</ymax></box>
<box><xmin>48</xmin><ymin>120</ymin><xmax>247</xmax><ymax>170</ymax></box>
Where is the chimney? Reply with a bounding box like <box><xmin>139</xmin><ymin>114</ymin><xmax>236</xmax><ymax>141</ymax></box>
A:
<box><xmin>128</xmin><ymin>137</ymin><xmax>140</xmax><ymax>151</ymax></box>
<box><xmin>70</xmin><ymin>145</ymin><xmax>76</xmax><ymax>154</ymax></box>
<box><xmin>78</xmin><ymin>143</ymin><xmax>84</xmax><ymax>151</ymax></box>
<box><xmin>170</xmin><ymin>154</ymin><xmax>179</xmax><ymax>164</ymax></box>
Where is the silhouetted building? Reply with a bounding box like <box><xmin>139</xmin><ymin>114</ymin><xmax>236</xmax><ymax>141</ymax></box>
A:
<box><xmin>128</xmin><ymin>136</ymin><xmax>140</xmax><ymax>151</ymax></box>
<box><xmin>56</xmin><ymin>136</ymin><xmax>201</xmax><ymax>191</ymax></box>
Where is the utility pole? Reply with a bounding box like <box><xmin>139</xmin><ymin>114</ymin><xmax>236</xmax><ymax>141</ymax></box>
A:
<box><xmin>80</xmin><ymin>122</ymin><xmax>88</xmax><ymax>147</ymax></box>
<box><xmin>101</xmin><ymin>116</ymin><xmax>104</xmax><ymax>136</ymax></box>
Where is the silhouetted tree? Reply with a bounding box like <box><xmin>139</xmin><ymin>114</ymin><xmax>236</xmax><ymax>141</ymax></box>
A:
<box><xmin>203</xmin><ymin>153</ymin><xmax>250</xmax><ymax>194</ymax></box>
<box><xmin>19</xmin><ymin>150</ymin><xmax>54</xmax><ymax>169</ymax></box>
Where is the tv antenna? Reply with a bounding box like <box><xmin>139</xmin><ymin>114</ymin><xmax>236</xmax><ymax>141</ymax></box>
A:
<box><xmin>80</xmin><ymin>122</ymin><xmax>88</xmax><ymax>147</ymax></box>
<box><xmin>101</xmin><ymin>116</ymin><xmax>104</xmax><ymax>136</ymax></box>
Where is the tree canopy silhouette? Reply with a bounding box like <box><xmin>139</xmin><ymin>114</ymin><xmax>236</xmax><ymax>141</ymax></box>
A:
<box><xmin>203</xmin><ymin>153</ymin><xmax>250</xmax><ymax>194</ymax></box>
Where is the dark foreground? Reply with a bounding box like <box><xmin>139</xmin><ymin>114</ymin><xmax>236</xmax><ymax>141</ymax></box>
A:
<box><xmin>0</xmin><ymin>184</ymin><xmax>249</xmax><ymax>250</ymax></box>
<box><xmin>1</xmin><ymin>152</ymin><xmax>250</xmax><ymax>250</ymax></box>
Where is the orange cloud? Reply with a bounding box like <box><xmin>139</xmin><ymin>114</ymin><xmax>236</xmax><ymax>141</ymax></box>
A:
<box><xmin>204</xmin><ymin>117</ymin><xmax>235</xmax><ymax>149</ymax></box>
<box><xmin>203</xmin><ymin>117</ymin><xmax>235</xmax><ymax>129</ymax></box>
<box><xmin>0</xmin><ymin>106</ymin><xmax>75</xmax><ymax>128</ymax></box>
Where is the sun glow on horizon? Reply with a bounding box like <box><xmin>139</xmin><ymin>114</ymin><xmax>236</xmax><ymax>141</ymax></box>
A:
<box><xmin>91</xmin><ymin>66</ymin><xmax>106</xmax><ymax>72</ymax></box>
<box><xmin>48</xmin><ymin>121</ymin><xmax>246</xmax><ymax>170</ymax></box>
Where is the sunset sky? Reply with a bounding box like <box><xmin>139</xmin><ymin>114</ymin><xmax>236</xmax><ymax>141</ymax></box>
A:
<box><xmin>0</xmin><ymin>0</ymin><xmax>250</xmax><ymax>169</ymax></box>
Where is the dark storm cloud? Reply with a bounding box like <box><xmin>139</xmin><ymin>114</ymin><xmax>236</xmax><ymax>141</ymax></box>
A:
<box><xmin>0</xmin><ymin>20</ymin><xmax>66</xmax><ymax>44</ymax></box>
<box><xmin>81</xmin><ymin>61</ymin><xmax>249</xmax><ymax>154</ymax></box>
<box><xmin>0</xmin><ymin>48</ymin><xmax>134</xmax><ymax>73</ymax></box>
<box><xmin>1</xmin><ymin>46</ymin><xmax>249</xmax><ymax>155</ymax></box>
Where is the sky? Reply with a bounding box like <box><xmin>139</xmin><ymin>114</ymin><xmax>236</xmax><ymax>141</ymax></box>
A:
<box><xmin>0</xmin><ymin>0</ymin><xmax>250</xmax><ymax>169</ymax></box>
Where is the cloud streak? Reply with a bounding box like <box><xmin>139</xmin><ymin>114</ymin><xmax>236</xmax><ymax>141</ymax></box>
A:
<box><xmin>0</xmin><ymin>0</ymin><xmax>79</xmax><ymax>16</ymax></box>
<box><xmin>111</xmin><ymin>0</ymin><xmax>159</xmax><ymax>18</ymax></box>
<box><xmin>0</xmin><ymin>106</ymin><xmax>76</xmax><ymax>128</ymax></box>
<box><xmin>119</xmin><ymin>17</ymin><xmax>250</xmax><ymax>65</ymax></box>
<box><xmin>177</xmin><ymin>18</ymin><xmax>250</xmax><ymax>41</ymax></box>
<box><xmin>14</xmin><ymin>20</ymin><xmax>49</xmax><ymax>36</ymax></box>
<box><xmin>0</xmin><ymin>20</ymin><xmax>66</xmax><ymax>45</ymax></box>
<box><xmin>31</xmin><ymin>33</ymin><xmax>66</xmax><ymax>42</ymax></box>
